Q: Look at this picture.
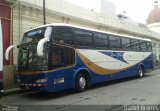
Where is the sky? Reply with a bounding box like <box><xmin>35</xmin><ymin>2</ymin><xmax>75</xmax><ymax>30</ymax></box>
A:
<box><xmin>65</xmin><ymin>0</ymin><xmax>157</xmax><ymax>24</ymax></box>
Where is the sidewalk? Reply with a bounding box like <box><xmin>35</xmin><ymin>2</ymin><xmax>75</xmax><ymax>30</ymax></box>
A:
<box><xmin>154</xmin><ymin>64</ymin><xmax>160</xmax><ymax>69</ymax></box>
<box><xmin>3</xmin><ymin>87</ymin><xmax>22</xmax><ymax>97</ymax></box>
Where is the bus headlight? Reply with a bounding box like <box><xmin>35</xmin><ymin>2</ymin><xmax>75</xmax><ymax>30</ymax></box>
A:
<box><xmin>36</xmin><ymin>78</ymin><xmax>48</xmax><ymax>83</ymax></box>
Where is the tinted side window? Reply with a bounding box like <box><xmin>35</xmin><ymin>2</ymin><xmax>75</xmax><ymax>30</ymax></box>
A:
<box><xmin>131</xmin><ymin>39</ymin><xmax>140</xmax><ymax>51</ymax></box>
<box><xmin>65</xmin><ymin>47</ymin><xmax>75</xmax><ymax>66</ymax></box>
<box><xmin>147</xmin><ymin>42</ymin><xmax>152</xmax><ymax>51</ymax></box>
<box><xmin>109</xmin><ymin>35</ymin><xmax>121</xmax><ymax>49</ymax></box>
<box><xmin>53</xmin><ymin>33</ymin><xmax>74</xmax><ymax>45</ymax></box>
<box><xmin>52</xmin><ymin>45</ymin><xmax>65</xmax><ymax>67</ymax></box>
<box><xmin>51</xmin><ymin>45</ymin><xmax>75</xmax><ymax>69</ymax></box>
<box><xmin>75</xmin><ymin>30</ymin><xmax>93</xmax><ymax>47</ymax></box>
<box><xmin>122</xmin><ymin>38</ymin><xmax>131</xmax><ymax>50</ymax></box>
<box><xmin>140</xmin><ymin>41</ymin><xmax>147</xmax><ymax>51</ymax></box>
<box><xmin>93</xmin><ymin>34</ymin><xmax>108</xmax><ymax>48</ymax></box>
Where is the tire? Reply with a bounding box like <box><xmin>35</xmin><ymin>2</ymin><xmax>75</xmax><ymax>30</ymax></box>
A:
<box><xmin>138</xmin><ymin>66</ymin><xmax>144</xmax><ymax>78</ymax></box>
<box><xmin>75</xmin><ymin>73</ymin><xmax>87</xmax><ymax>92</ymax></box>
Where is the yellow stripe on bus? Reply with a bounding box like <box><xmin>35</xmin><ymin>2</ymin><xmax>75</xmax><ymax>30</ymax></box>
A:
<box><xmin>77</xmin><ymin>51</ymin><xmax>130</xmax><ymax>75</ymax></box>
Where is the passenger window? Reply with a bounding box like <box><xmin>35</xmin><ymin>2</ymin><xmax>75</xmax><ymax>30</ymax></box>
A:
<box><xmin>93</xmin><ymin>34</ymin><xmax>108</xmax><ymax>48</ymax></box>
<box><xmin>52</xmin><ymin>45</ymin><xmax>65</xmax><ymax>67</ymax></box>
<box><xmin>51</xmin><ymin>44</ymin><xmax>75</xmax><ymax>69</ymax></box>
<box><xmin>131</xmin><ymin>39</ymin><xmax>140</xmax><ymax>51</ymax></box>
<box><xmin>109</xmin><ymin>35</ymin><xmax>121</xmax><ymax>49</ymax></box>
<box><xmin>147</xmin><ymin>42</ymin><xmax>152</xmax><ymax>51</ymax></box>
<box><xmin>65</xmin><ymin>47</ymin><xmax>75</xmax><ymax>66</ymax></box>
<box><xmin>75</xmin><ymin>30</ymin><xmax>93</xmax><ymax>47</ymax></box>
<box><xmin>122</xmin><ymin>38</ymin><xmax>131</xmax><ymax>50</ymax></box>
<box><xmin>53</xmin><ymin>33</ymin><xmax>74</xmax><ymax>45</ymax></box>
<box><xmin>140</xmin><ymin>41</ymin><xmax>147</xmax><ymax>51</ymax></box>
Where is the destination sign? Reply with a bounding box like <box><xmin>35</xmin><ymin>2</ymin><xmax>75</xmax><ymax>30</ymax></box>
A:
<box><xmin>27</xmin><ymin>29</ymin><xmax>42</xmax><ymax>36</ymax></box>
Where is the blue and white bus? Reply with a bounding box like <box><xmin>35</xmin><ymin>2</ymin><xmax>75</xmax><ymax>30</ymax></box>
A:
<box><xmin>5</xmin><ymin>23</ymin><xmax>153</xmax><ymax>92</ymax></box>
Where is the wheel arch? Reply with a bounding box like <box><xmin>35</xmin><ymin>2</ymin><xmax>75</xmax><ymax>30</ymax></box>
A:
<box><xmin>138</xmin><ymin>63</ymin><xmax>145</xmax><ymax>73</ymax></box>
<box><xmin>73</xmin><ymin>68</ymin><xmax>92</xmax><ymax>88</ymax></box>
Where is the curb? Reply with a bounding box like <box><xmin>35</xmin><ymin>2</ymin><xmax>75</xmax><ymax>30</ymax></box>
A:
<box><xmin>154</xmin><ymin>66</ymin><xmax>160</xmax><ymax>69</ymax></box>
<box><xmin>2</xmin><ymin>88</ymin><xmax>23</xmax><ymax>97</ymax></box>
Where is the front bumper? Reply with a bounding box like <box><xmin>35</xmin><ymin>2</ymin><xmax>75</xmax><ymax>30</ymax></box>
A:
<box><xmin>18</xmin><ymin>82</ymin><xmax>48</xmax><ymax>91</ymax></box>
<box><xmin>17</xmin><ymin>72</ymin><xmax>49</xmax><ymax>91</ymax></box>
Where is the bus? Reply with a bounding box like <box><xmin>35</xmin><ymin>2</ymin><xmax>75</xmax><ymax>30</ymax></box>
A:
<box><xmin>5</xmin><ymin>23</ymin><xmax>153</xmax><ymax>92</ymax></box>
<box><xmin>0</xmin><ymin>18</ymin><xmax>4</xmax><ymax>95</ymax></box>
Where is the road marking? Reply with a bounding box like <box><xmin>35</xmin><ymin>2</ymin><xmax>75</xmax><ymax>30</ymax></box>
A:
<box><xmin>139</xmin><ymin>74</ymin><xmax>160</xmax><ymax>82</ymax></box>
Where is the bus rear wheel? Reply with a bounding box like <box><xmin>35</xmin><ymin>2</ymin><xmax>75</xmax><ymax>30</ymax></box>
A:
<box><xmin>138</xmin><ymin>66</ymin><xmax>144</xmax><ymax>78</ymax></box>
<box><xmin>75</xmin><ymin>73</ymin><xmax>87</xmax><ymax>92</ymax></box>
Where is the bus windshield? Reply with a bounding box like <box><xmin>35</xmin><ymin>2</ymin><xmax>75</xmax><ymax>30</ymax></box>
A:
<box><xmin>22</xmin><ymin>27</ymin><xmax>47</xmax><ymax>43</ymax></box>
<box><xmin>18</xmin><ymin>43</ymin><xmax>49</xmax><ymax>71</ymax></box>
<box><xmin>18</xmin><ymin>27</ymin><xmax>51</xmax><ymax>71</ymax></box>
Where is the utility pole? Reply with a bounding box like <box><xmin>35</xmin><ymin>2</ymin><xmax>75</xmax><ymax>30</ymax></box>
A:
<box><xmin>43</xmin><ymin>0</ymin><xmax>46</xmax><ymax>25</ymax></box>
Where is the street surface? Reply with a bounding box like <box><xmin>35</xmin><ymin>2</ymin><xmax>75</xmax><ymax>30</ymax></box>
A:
<box><xmin>1</xmin><ymin>69</ymin><xmax>160</xmax><ymax>111</ymax></box>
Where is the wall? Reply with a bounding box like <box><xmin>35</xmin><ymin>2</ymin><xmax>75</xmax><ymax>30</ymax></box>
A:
<box><xmin>0</xmin><ymin>19</ymin><xmax>3</xmax><ymax>80</ymax></box>
<box><xmin>0</xmin><ymin>1</ymin><xmax>14</xmax><ymax>89</ymax></box>
<box><xmin>12</xmin><ymin>1</ymin><xmax>160</xmax><ymax>64</ymax></box>
<box><xmin>148</xmin><ymin>23</ymin><xmax>160</xmax><ymax>33</ymax></box>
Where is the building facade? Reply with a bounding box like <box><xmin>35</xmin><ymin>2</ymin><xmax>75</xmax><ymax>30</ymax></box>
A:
<box><xmin>1</xmin><ymin>0</ymin><xmax>160</xmax><ymax>89</ymax></box>
<box><xmin>0</xmin><ymin>0</ymin><xmax>14</xmax><ymax>89</ymax></box>
<box><xmin>147</xmin><ymin>0</ymin><xmax>160</xmax><ymax>63</ymax></box>
<box><xmin>147</xmin><ymin>0</ymin><xmax>160</xmax><ymax>33</ymax></box>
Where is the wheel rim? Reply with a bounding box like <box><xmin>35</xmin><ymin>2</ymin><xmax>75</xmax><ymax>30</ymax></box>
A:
<box><xmin>139</xmin><ymin>68</ymin><xmax>143</xmax><ymax>77</ymax></box>
<box><xmin>79</xmin><ymin>77</ymin><xmax>86</xmax><ymax>89</ymax></box>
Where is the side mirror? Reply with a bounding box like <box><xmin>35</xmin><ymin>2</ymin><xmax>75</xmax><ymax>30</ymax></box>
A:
<box><xmin>37</xmin><ymin>38</ymin><xmax>49</xmax><ymax>56</ymax></box>
<box><xmin>44</xmin><ymin>27</ymin><xmax>52</xmax><ymax>38</ymax></box>
<box><xmin>37</xmin><ymin>27</ymin><xmax>52</xmax><ymax>56</ymax></box>
<box><xmin>5</xmin><ymin>45</ymin><xmax>18</xmax><ymax>60</ymax></box>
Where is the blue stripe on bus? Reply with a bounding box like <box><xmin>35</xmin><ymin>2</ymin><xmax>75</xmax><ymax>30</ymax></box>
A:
<box><xmin>99</xmin><ymin>51</ymin><xmax>128</xmax><ymax>64</ymax></box>
<box><xmin>17</xmin><ymin>53</ymin><xmax>153</xmax><ymax>92</ymax></box>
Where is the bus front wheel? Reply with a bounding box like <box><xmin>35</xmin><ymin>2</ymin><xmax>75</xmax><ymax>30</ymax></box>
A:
<box><xmin>75</xmin><ymin>73</ymin><xmax>87</xmax><ymax>92</ymax></box>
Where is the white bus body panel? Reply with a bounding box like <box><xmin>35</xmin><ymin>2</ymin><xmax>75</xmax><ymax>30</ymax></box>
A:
<box><xmin>77</xmin><ymin>49</ymin><xmax>152</xmax><ymax>75</ymax></box>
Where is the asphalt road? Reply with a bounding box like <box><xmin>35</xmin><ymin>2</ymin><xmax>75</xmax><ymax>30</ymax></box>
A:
<box><xmin>1</xmin><ymin>69</ymin><xmax>160</xmax><ymax>111</ymax></box>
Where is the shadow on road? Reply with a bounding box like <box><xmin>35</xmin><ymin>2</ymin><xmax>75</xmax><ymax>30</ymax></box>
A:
<box><xmin>21</xmin><ymin>75</ymin><xmax>151</xmax><ymax>100</ymax></box>
<box><xmin>21</xmin><ymin>89</ymin><xmax>75</xmax><ymax>100</ymax></box>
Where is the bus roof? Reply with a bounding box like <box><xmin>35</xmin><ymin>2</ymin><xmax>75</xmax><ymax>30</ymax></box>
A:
<box><xmin>27</xmin><ymin>23</ymin><xmax>151</xmax><ymax>42</ymax></box>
